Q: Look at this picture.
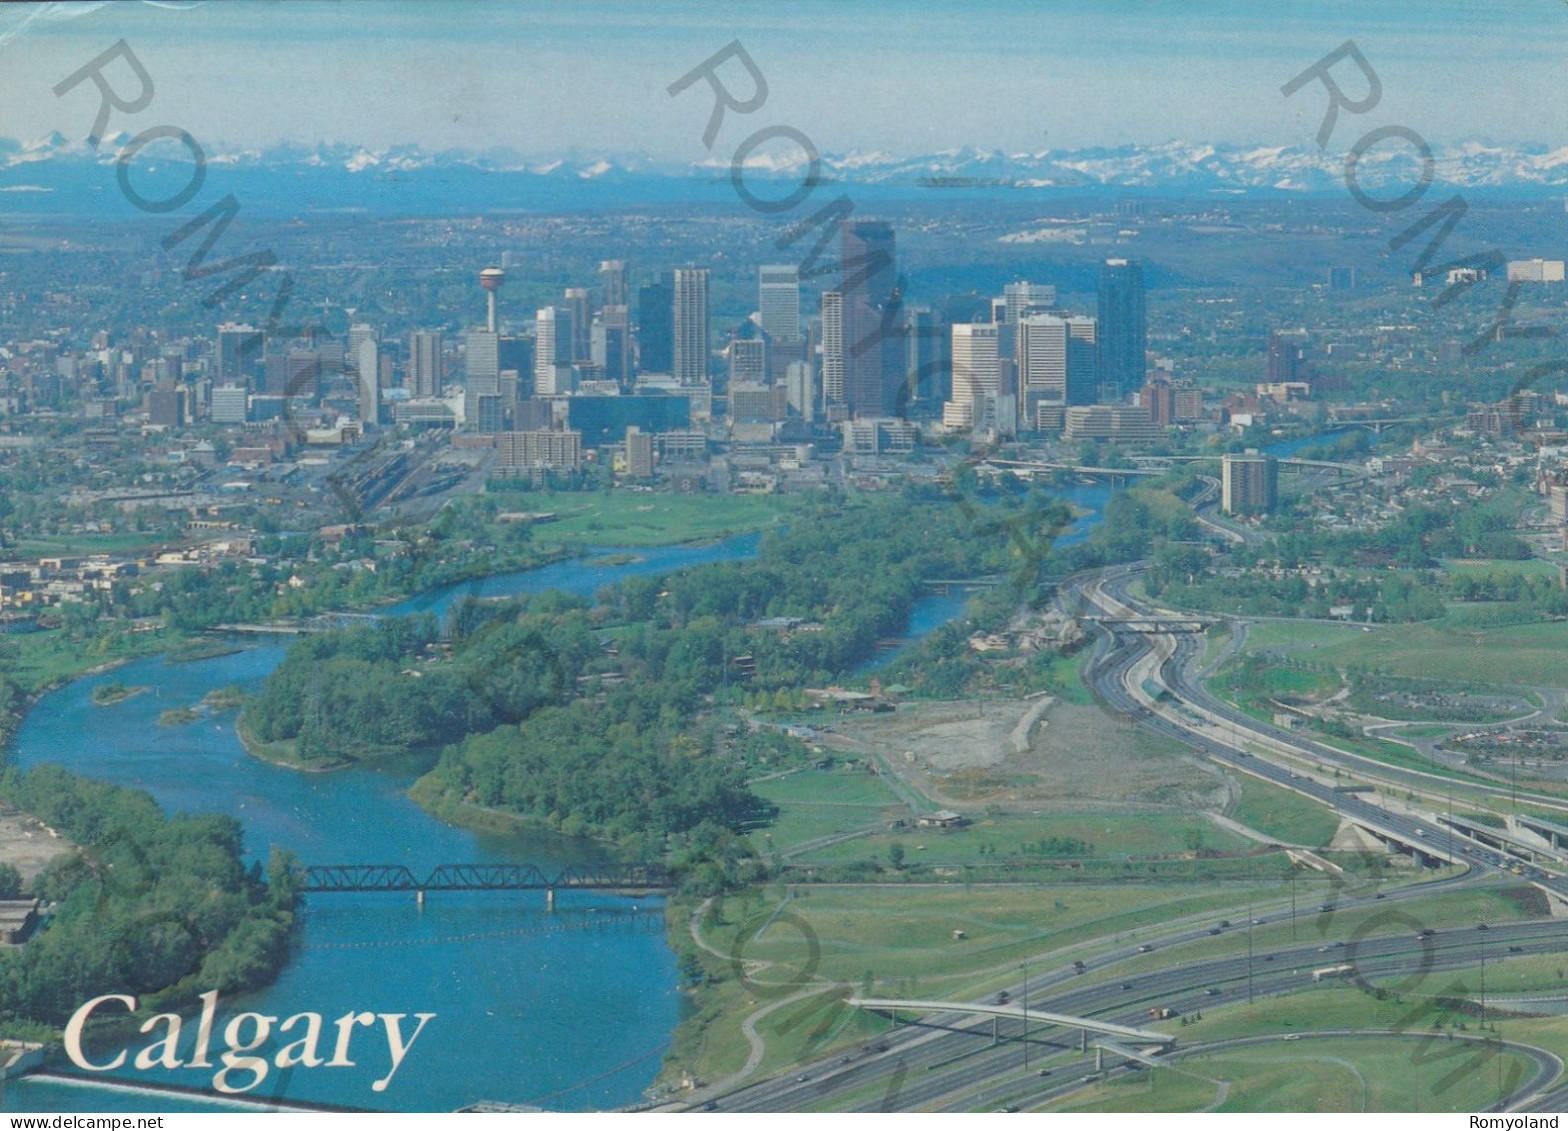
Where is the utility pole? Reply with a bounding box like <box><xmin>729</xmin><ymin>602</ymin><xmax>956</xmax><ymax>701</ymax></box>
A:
<box><xmin>1290</xmin><ymin>866</ymin><xmax>1297</xmax><ymax>943</ymax></box>
<box><xmin>1247</xmin><ymin>897</ymin><xmax>1255</xmax><ymax>1004</ymax></box>
<box><xmin>1021</xmin><ymin>960</ymin><xmax>1029</xmax><ymax>1071</ymax></box>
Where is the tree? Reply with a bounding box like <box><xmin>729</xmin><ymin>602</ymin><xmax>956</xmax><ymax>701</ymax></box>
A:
<box><xmin>0</xmin><ymin>863</ymin><xmax>21</xmax><ymax>899</ymax></box>
<box><xmin>888</xmin><ymin>841</ymin><xmax>906</xmax><ymax>869</ymax></box>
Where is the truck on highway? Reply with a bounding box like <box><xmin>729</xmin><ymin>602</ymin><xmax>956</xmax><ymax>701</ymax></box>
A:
<box><xmin>1313</xmin><ymin>964</ymin><xmax>1355</xmax><ymax>982</ymax></box>
<box><xmin>1148</xmin><ymin>1006</ymin><xmax>1177</xmax><ymax>1019</ymax></box>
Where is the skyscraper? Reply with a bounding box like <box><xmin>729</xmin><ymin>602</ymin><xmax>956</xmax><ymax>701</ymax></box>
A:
<box><xmin>905</xmin><ymin>306</ymin><xmax>948</xmax><ymax>410</ymax></box>
<box><xmin>840</xmin><ymin>220</ymin><xmax>900</xmax><ymax>416</ymax></box>
<box><xmin>637</xmin><ymin>280</ymin><xmax>673</xmax><ymax>374</ymax></box>
<box><xmin>410</xmin><ymin>331</ymin><xmax>443</xmax><ymax>397</ymax></box>
<box><xmin>357</xmin><ymin>337</ymin><xmax>380</xmax><ymax>426</ymax></box>
<box><xmin>1017</xmin><ymin>315</ymin><xmax>1098</xmax><ymax>407</ymax></box>
<box><xmin>217</xmin><ymin>323</ymin><xmax>263</xmax><ymax>385</ymax></box>
<box><xmin>672</xmin><ymin>267</ymin><xmax>709</xmax><ymax>386</ymax></box>
<box><xmin>758</xmin><ymin>264</ymin><xmax>801</xmax><ymax>344</ymax></box>
<box><xmin>1001</xmin><ymin>282</ymin><xmax>1058</xmax><ymax>325</ymax></box>
<box><xmin>534</xmin><ymin>306</ymin><xmax>573</xmax><ymax>396</ymax></box>
<box><xmin>943</xmin><ymin>323</ymin><xmax>1000</xmax><ymax>430</ymax></box>
<box><xmin>1097</xmin><ymin>259</ymin><xmax>1146</xmax><ymax>400</ymax></box>
<box><xmin>819</xmin><ymin>290</ymin><xmax>845</xmax><ymax>410</ymax></box>
<box><xmin>563</xmin><ymin>287</ymin><xmax>593</xmax><ymax>362</ymax></box>
<box><xmin>599</xmin><ymin>260</ymin><xmax>628</xmax><ymax>309</ymax></box>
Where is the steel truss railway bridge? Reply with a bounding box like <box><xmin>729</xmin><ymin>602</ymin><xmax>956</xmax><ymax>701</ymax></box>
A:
<box><xmin>295</xmin><ymin>862</ymin><xmax>671</xmax><ymax>907</ymax></box>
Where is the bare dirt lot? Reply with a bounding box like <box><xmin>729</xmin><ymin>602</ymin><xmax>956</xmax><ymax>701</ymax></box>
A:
<box><xmin>0</xmin><ymin>807</ymin><xmax>75</xmax><ymax>886</ymax></box>
<box><xmin>829</xmin><ymin>694</ymin><xmax>1228</xmax><ymax>812</ymax></box>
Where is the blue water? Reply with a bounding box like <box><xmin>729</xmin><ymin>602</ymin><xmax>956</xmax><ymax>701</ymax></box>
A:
<box><xmin>856</xmin><ymin>482</ymin><xmax>1112</xmax><ymax>673</ymax></box>
<box><xmin>1</xmin><ymin>538</ymin><xmax>764</xmax><ymax>1114</ymax></box>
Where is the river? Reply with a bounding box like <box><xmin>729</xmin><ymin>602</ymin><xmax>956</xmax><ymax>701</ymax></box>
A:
<box><xmin>2</xmin><ymin>486</ymin><xmax>1130</xmax><ymax>1113</ymax></box>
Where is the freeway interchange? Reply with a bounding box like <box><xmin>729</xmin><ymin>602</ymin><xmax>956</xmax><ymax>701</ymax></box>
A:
<box><xmin>687</xmin><ymin>563</ymin><xmax>1568</xmax><ymax>1113</ymax></box>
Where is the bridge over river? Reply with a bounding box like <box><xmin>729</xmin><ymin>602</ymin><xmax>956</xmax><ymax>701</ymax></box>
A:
<box><xmin>295</xmin><ymin>861</ymin><xmax>672</xmax><ymax>907</ymax></box>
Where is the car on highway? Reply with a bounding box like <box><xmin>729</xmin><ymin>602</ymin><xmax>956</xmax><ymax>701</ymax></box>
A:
<box><xmin>1283</xmin><ymin>1033</ymin><xmax>1302</xmax><ymax>1041</ymax></box>
<box><xmin>1138</xmin><ymin>944</ymin><xmax>1153</xmax><ymax>952</ymax></box>
<box><xmin>1416</xmin><ymin>928</ymin><xmax>1435</xmax><ymax>938</ymax></box>
<box><xmin>1208</xmin><ymin>927</ymin><xmax>1224</xmax><ymax>936</ymax></box>
<box><xmin>1509</xmin><ymin>945</ymin><xmax>1525</xmax><ymax>953</ymax></box>
<box><xmin>1120</xmin><ymin>982</ymin><xmax>1133</xmax><ymax>990</ymax></box>
<box><xmin>1205</xmin><ymin>988</ymin><xmax>1222</xmax><ymax>996</ymax></box>
<box><xmin>1476</xmin><ymin>923</ymin><xmax>1489</xmax><ymax>931</ymax></box>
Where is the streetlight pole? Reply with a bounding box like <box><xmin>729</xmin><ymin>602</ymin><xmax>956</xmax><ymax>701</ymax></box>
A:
<box><xmin>1021</xmin><ymin>960</ymin><xmax>1029</xmax><ymax>1071</ymax></box>
<box><xmin>1247</xmin><ymin>897</ymin><xmax>1255</xmax><ymax>1005</ymax></box>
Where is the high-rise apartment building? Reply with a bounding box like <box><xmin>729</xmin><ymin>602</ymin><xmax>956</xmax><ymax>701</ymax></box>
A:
<box><xmin>1222</xmin><ymin>453</ymin><xmax>1279</xmax><ymax>516</ymax></box>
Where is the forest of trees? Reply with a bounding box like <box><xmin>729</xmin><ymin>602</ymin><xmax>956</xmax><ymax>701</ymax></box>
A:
<box><xmin>247</xmin><ymin>492</ymin><xmax>1067</xmax><ymax>847</ymax></box>
<box><xmin>0</xmin><ymin>765</ymin><xmax>298</xmax><ymax>1031</ymax></box>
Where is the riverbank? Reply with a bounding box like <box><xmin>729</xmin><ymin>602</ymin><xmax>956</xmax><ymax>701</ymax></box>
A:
<box><xmin>233</xmin><ymin>713</ymin><xmax>349</xmax><ymax>772</ymax></box>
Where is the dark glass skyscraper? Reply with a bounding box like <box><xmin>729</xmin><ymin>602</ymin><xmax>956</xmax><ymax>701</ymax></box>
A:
<box><xmin>840</xmin><ymin>220</ymin><xmax>902</xmax><ymax>416</ymax></box>
<box><xmin>636</xmin><ymin>279</ymin><xmax>673</xmax><ymax>375</ymax></box>
<box><xmin>1097</xmin><ymin>258</ymin><xmax>1146</xmax><ymax>400</ymax></box>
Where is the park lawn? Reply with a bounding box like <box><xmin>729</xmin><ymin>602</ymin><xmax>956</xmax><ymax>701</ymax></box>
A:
<box><xmin>1229</xmin><ymin>775</ymin><xmax>1341</xmax><ymax>848</ymax></box>
<box><xmin>490</xmin><ymin>490</ymin><xmax>798</xmax><ymax>547</ymax></box>
<box><xmin>1062</xmin><ymin>1036</ymin><xmax>1536</xmax><ymax>1113</ymax></box>
<box><xmin>792</xmin><ymin>810</ymin><xmax>1252</xmax><ymax>867</ymax></box>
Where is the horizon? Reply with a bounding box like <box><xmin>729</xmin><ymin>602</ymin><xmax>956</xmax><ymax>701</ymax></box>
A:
<box><xmin>1</xmin><ymin>0</ymin><xmax>1565</xmax><ymax>162</ymax></box>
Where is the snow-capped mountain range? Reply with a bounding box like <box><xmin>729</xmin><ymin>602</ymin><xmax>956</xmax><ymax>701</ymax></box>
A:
<box><xmin>4</xmin><ymin>135</ymin><xmax>1567</xmax><ymax>212</ymax></box>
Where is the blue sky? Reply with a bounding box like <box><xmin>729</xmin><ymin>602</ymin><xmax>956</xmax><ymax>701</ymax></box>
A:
<box><xmin>2</xmin><ymin>0</ymin><xmax>1564</xmax><ymax>159</ymax></box>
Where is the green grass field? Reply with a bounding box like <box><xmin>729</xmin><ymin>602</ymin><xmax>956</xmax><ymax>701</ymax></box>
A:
<box><xmin>747</xmin><ymin>771</ymin><xmax>908</xmax><ymax>857</ymax></box>
<box><xmin>0</xmin><ymin>626</ymin><xmax>169</xmax><ymax>695</ymax></box>
<box><xmin>1056</xmin><ymin>1036</ymin><xmax>1537</xmax><ymax>1113</ymax></box>
<box><xmin>791</xmin><ymin>810</ymin><xmax>1252</xmax><ymax>866</ymax></box>
<box><xmin>1440</xmin><ymin>558</ymin><xmax>1562</xmax><ymax>580</ymax></box>
<box><xmin>12</xmin><ymin>532</ymin><xmax>169</xmax><ymax>557</ymax></box>
<box><xmin>1259</xmin><ymin>617</ymin><xmax>1568</xmax><ymax>688</ymax></box>
<box><xmin>489</xmin><ymin>490</ymin><xmax>799</xmax><ymax>547</ymax></box>
<box><xmin>697</xmin><ymin>883</ymin><xmax>1296</xmax><ymax>994</ymax></box>
<box><xmin>1229</xmin><ymin>775</ymin><xmax>1341</xmax><ymax>847</ymax></box>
